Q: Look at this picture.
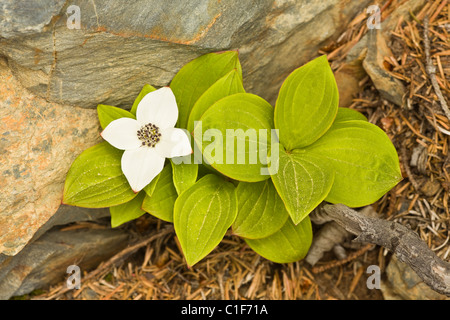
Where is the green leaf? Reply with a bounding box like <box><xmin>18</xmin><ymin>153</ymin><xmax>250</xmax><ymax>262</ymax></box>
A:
<box><xmin>270</xmin><ymin>144</ymin><xmax>335</xmax><ymax>225</ymax></box>
<box><xmin>110</xmin><ymin>191</ymin><xmax>146</xmax><ymax>228</ymax></box>
<box><xmin>195</xmin><ymin>93</ymin><xmax>274</xmax><ymax>182</ymax></box>
<box><xmin>170</xmin><ymin>156</ymin><xmax>198</xmax><ymax>195</ymax></box>
<box><xmin>305</xmin><ymin>120</ymin><xmax>402</xmax><ymax>207</ymax></box>
<box><xmin>275</xmin><ymin>55</ymin><xmax>338</xmax><ymax>150</ymax></box>
<box><xmin>143</xmin><ymin>170</ymin><xmax>161</xmax><ymax>198</ymax></box>
<box><xmin>63</xmin><ymin>142</ymin><xmax>137</xmax><ymax>208</ymax></box>
<box><xmin>174</xmin><ymin>174</ymin><xmax>237</xmax><ymax>267</ymax></box>
<box><xmin>334</xmin><ymin>107</ymin><xmax>367</xmax><ymax>123</ymax></box>
<box><xmin>130</xmin><ymin>84</ymin><xmax>156</xmax><ymax>116</ymax></box>
<box><xmin>97</xmin><ymin>104</ymin><xmax>135</xmax><ymax>129</ymax></box>
<box><xmin>171</xmin><ymin>51</ymin><xmax>242</xmax><ymax>129</ymax></box>
<box><xmin>198</xmin><ymin>163</ymin><xmax>215</xmax><ymax>179</ymax></box>
<box><xmin>232</xmin><ymin>180</ymin><xmax>289</xmax><ymax>239</ymax></box>
<box><xmin>187</xmin><ymin>69</ymin><xmax>245</xmax><ymax>132</ymax></box>
<box><xmin>245</xmin><ymin>216</ymin><xmax>312</xmax><ymax>264</ymax></box>
<box><xmin>141</xmin><ymin>165</ymin><xmax>178</xmax><ymax>222</ymax></box>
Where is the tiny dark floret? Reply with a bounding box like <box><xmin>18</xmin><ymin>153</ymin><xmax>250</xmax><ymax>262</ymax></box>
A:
<box><xmin>137</xmin><ymin>123</ymin><xmax>161</xmax><ymax>148</ymax></box>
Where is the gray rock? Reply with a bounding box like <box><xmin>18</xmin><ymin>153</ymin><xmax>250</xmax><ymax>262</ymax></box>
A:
<box><xmin>0</xmin><ymin>0</ymin><xmax>66</xmax><ymax>39</ymax></box>
<box><xmin>0</xmin><ymin>205</ymin><xmax>109</xmax><ymax>272</ymax></box>
<box><xmin>0</xmin><ymin>226</ymin><xmax>129</xmax><ymax>300</ymax></box>
<box><xmin>0</xmin><ymin>59</ymin><xmax>102</xmax><ymax>256</ymax></box>
<box><xmin>0</xmin><ymin>0</ymin><xmax>372</xmax><ymax>108</ymax></box>
<box><xmin>28</xmin><ymin>205</ymin><xmax>110</xmax><ymax>242</ymax></box>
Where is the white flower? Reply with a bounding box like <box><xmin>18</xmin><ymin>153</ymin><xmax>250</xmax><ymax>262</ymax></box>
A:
<box><xmin>101</xmin><ymin>87</ymin><xmax>192</xmax><ymax>192</ymax></box>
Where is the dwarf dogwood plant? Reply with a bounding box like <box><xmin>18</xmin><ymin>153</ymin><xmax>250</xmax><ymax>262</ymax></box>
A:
<box><xmin>63</xmin><ymin>51</ymin><xmax>402</xmax><ymax>267</ymax></box>
<box><xmin>100</xmin><ymin>87</ymin><xmax>191</xmax><ymax>192</ymax></box>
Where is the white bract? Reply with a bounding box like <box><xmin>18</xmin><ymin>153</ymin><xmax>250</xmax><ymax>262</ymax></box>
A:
<box><xmin>101</xmin><ymin>87</ymin><xmax>192</xmax><ymax>192</ymax></box>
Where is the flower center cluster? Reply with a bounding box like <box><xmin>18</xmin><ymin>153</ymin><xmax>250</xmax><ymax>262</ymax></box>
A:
<box><xmin>137</xmin><ymin>123</ymin><xmax>161</xmax><ymax>148</ymax></box>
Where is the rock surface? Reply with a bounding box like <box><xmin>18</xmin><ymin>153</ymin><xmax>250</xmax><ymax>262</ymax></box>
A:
<box><xmin>0</xmin><ymin>0</ymin><xmax>66</xmax><ymax>39</ymax></box>
<box><xmin>381</xmin><ymin>255</ymin><xmax>449</xmax><ymax>300</ymax></box>
<box><xmin>0</xmin><ymin>59</ymin><xmax>102</xmax><ymax>256</ymax></box>
<box><xmin>0</xmin><ymin>205</ymin><xmax>114</xmax><ymax>300</ymax></box>
<box><xmin>0</xmin><ymin>0</ymin><xmax>372</xmax><ymax>108</ymax></box>
<box><xmin>0</xmin><ymin>0</ymin><xmax>381</xmax><ymax>257</ymax></box>
<box><xmin>0</xmin><ymin>225</ymin><xmax>129</xmax><ymax>299</ymax></box>
<box><xmin>26</xmin><ymin>205</ymin><xmax>110</xmax><ymax>243</ymax></box>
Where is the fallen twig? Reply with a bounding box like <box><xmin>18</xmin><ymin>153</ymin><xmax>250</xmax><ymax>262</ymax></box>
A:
<box><xmin>322</xmin><ymin>204</ymin><xmax>450</xmax><ymax>296</ymax></box>
<box><xmin>312</xmin><ymin>244</ymin><xmax>375</xmax><ymax>274</ymax></box>
<box><xmin>423</xmin><ymin>15</ymin><xmax>450</xmax><ymax>122</ymax></box>
<box><xmin>307</xmin><ymin>206</ymin><xmax>378</xmax><ymax>267</ymax></box>
<box><xmin>400</xmin><ymin>144</ymin><xmax>422</xmax><ymax>192</ymax></box>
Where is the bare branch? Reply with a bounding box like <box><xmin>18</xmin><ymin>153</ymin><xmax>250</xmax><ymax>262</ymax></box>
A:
<box><xmin>322</xmin><ymin>204</ymin><xmax>450</xmax><ymax>297</ymax></box>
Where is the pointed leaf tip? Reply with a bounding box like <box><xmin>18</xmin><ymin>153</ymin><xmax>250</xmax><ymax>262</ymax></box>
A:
<box><xmin>174</xmin><ymin>174</ymin><xmax>237</xmax><ymax>266</ymax></box>
<box><xmin>275</xmin><ymin>55</ymin><xmax>338</xmax><ymax>150</ymax></box>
